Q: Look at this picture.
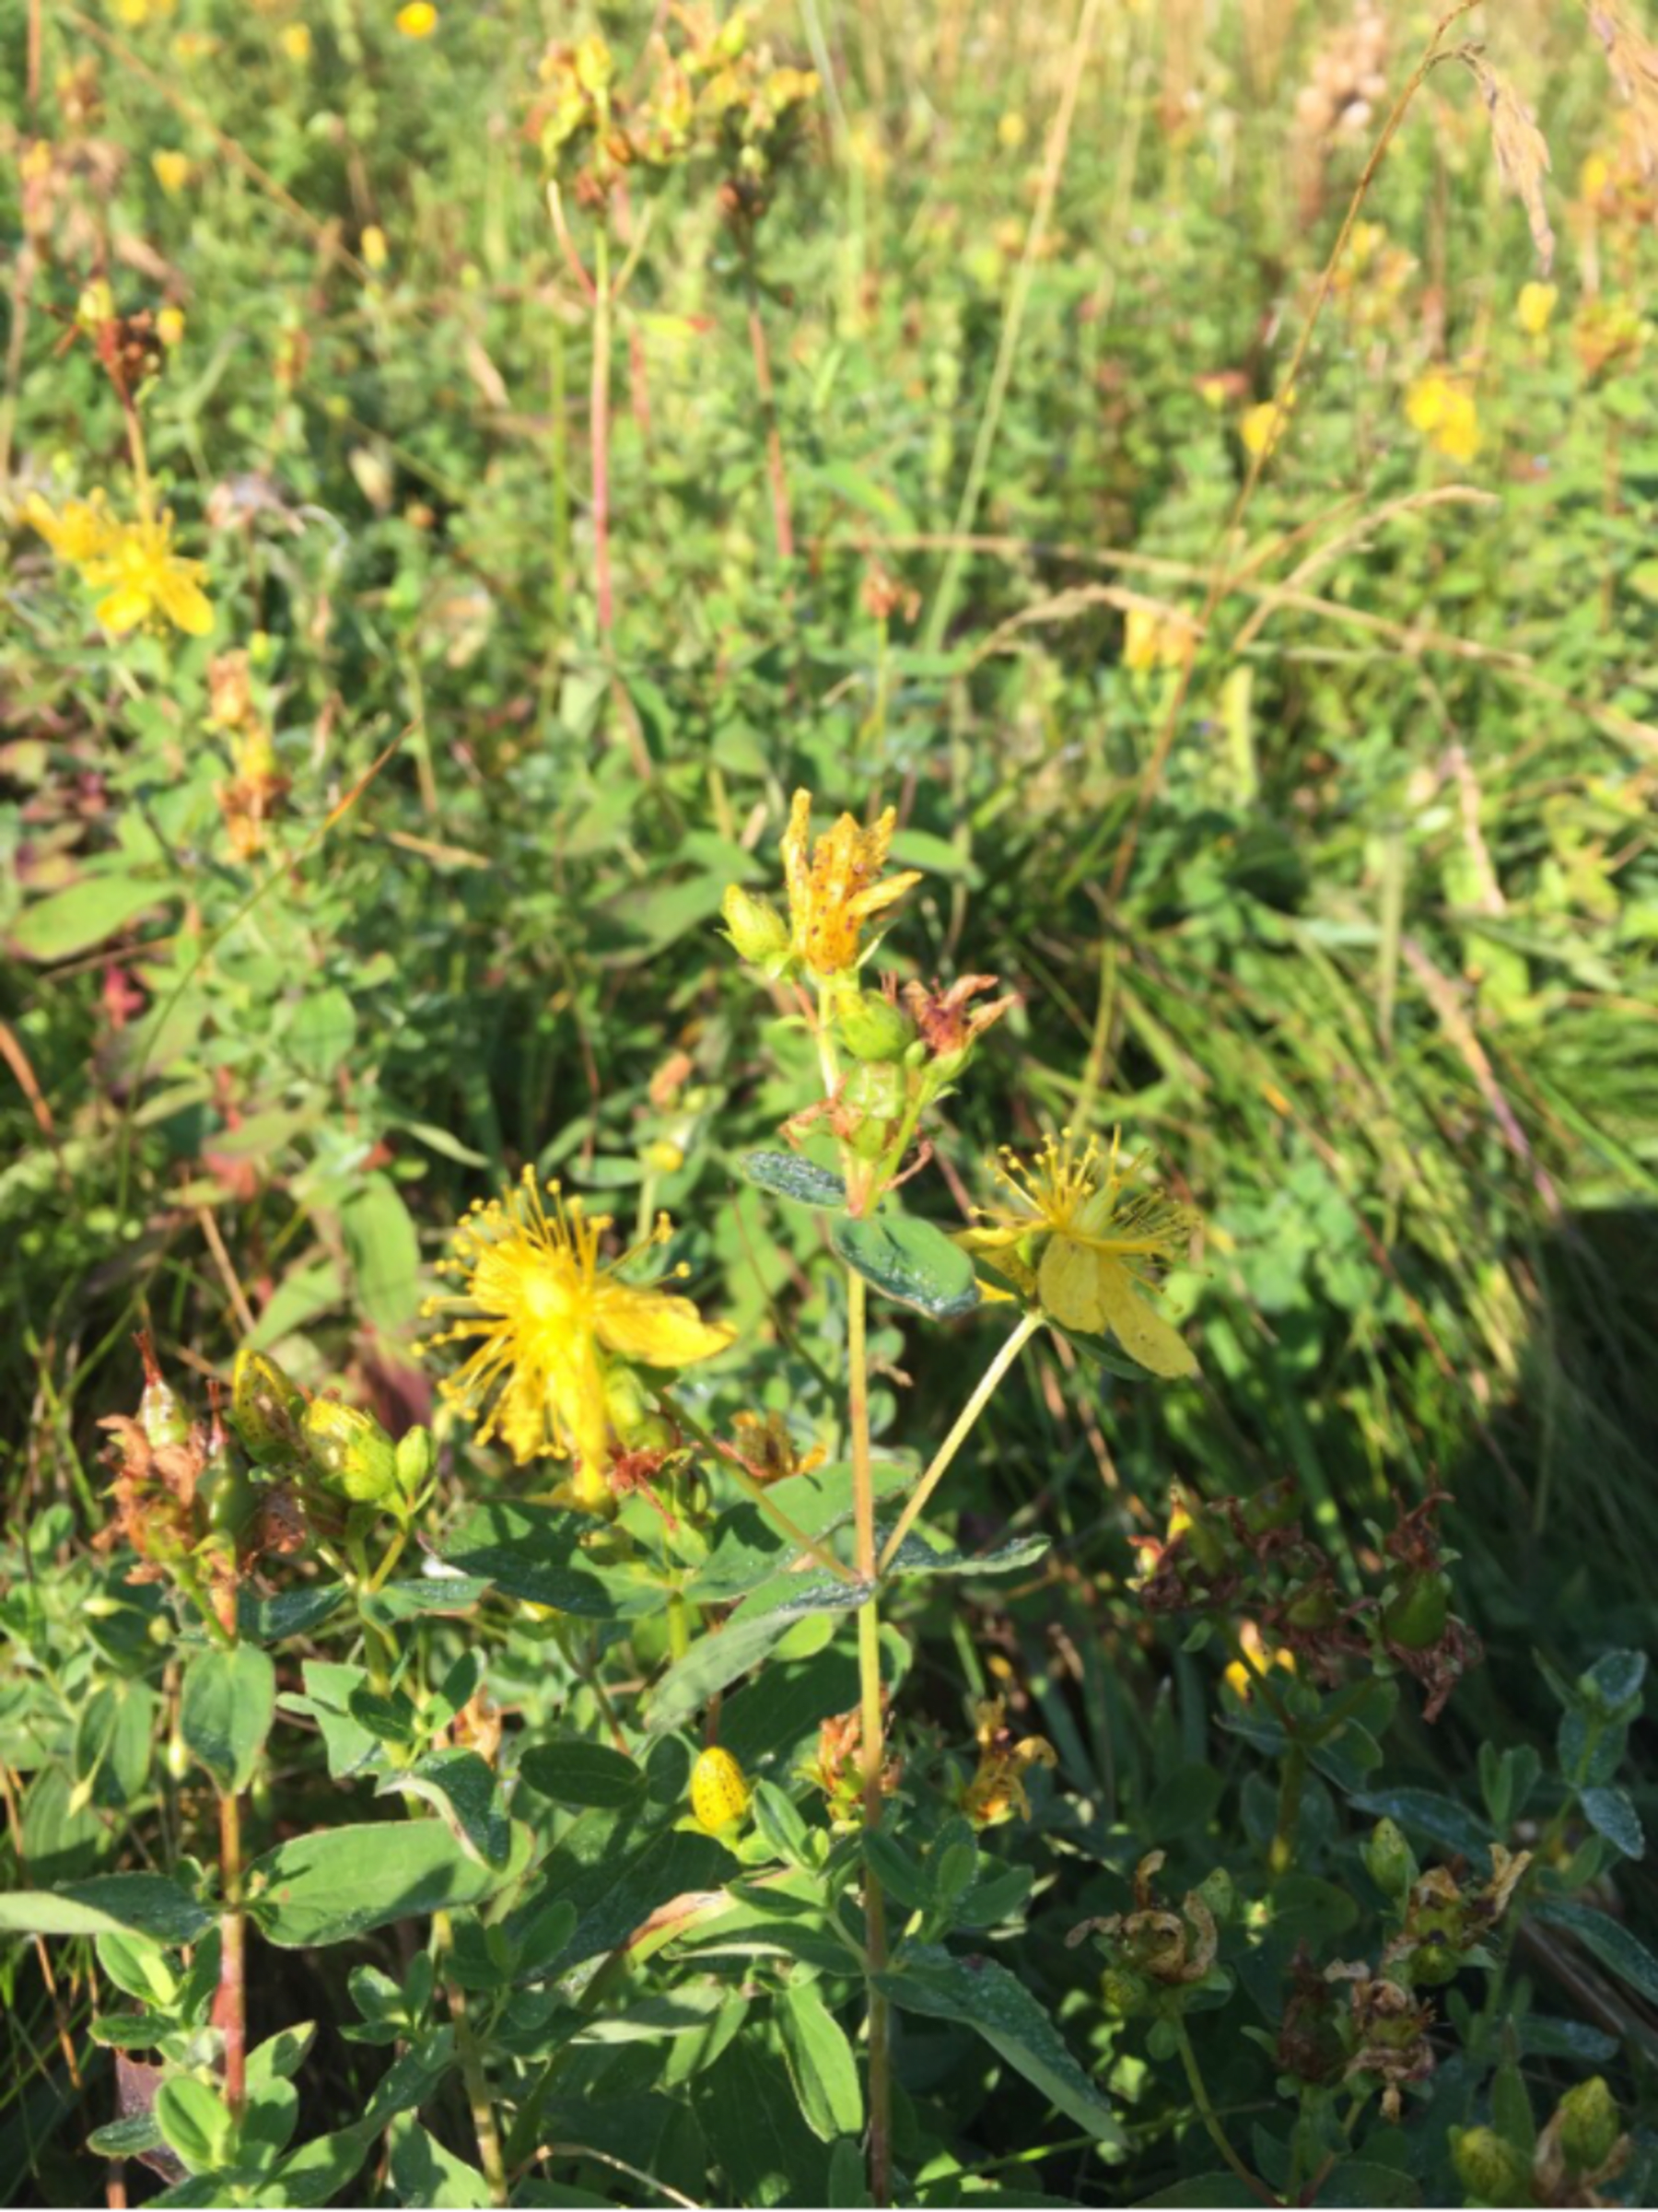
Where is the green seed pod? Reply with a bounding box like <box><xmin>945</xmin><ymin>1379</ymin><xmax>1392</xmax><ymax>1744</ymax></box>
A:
<box><xmin>303</xmin><ymin>1399</ymin><xmax>399</xmax><ymax>1505</ymax></box>
<box><xmin>1362</xmin><ymin>1816</ymin><xmax>1417</xmax><ymax>1901</ymax></box>
<box><xmin>136</xmin><ymin>1336</ymin><xmax>192</xmax><ymax>1450</ymax></box>
<box><xmin>720</xmin><ymin>884</ymin><xmax>790</xmax><ymax>967</ymax></box>
<box><xmin>229</xmin><ymin>1348</ymin><xmax>308</xmax><ymax>1468</ymax></box>
<box><xmin>394</xmin><ymin>1426</ymin><xmax>437</xmax><ymax>1508</ymax></box>
<box><xmin>1451</xmin><ymin>2126</ymin><xmax>1531</xmax><ymax>2206</ymax></box>
<box><xmin>1556</xmin><ymin>2077</ymin><xmax>1621</xmax><ymax>2174</ymax></box>
<box><xmin>835</xmin><ymin>983</ymin><xmax>917</xmax><ymax>1064</ymax></box>
<box><xmin>1382</xmin><ymin>1570</ymin><xmax>1452</xmax><ymax>1652</ymax></box>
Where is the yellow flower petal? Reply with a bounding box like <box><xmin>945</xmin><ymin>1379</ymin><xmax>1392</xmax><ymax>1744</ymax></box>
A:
<box><xmin>593</xmin><ymin>1280</ymin><xmax>736</xmax><ymax>1367</ymax></box>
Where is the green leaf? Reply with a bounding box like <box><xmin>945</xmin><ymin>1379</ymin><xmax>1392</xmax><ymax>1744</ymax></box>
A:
<box><xmin>691</xmin><ymin>2038</ymin><xmax>828</xmax><ymax>2208</ymax></box>
<box><xmin>442</xmin><ymin>1500</ymin><xmax>660</xmax><ymax>1618</ymax></box>
<box><xmin>1581</xmin><ymin>1785</ymin><xmax>1645</xmax><ymax>1859</ymax></box>
<box><xmin>645</xmin><ymin>1573</ymin><xmax>872</xmax><ymax>1736</ymax></box>
<box><xmin>1533</xmin><ymin>1896</ymin><xmax>1658</xmax><ymax>2003</ymax></box>
<box><xmin>516</xmin><ymin>1740</ymin><xmax>648</xmax><ymax>1810</ymax></box>
<box><xmin>740</xmin><ymin>1151</ymin><xmax>848</xmax><ymax>1210</ymax></box>
<box><xmin>180</xmin><ymin>1644</ymin><xmax>276</xmax><ymax>1797</ymax></box>
<box><xmin>687</xmin><ymin>1462</ymin><xmax>906</xmax><ymax>1605</ymax></box>
<box><xmin>833</xmin><ymin>1212</ymin><xmax>979</xmax><ymax>1319</ymax></box>
<box><xmin>1349</xmin><ymin>1788</ymin><xmax>1492</xmax><ymax>1861</ymax></box>
<box><xmin>380</xmin><ymin>1750</ymin><xmax>512</xmax><ymax>1868</ymax></box>
<box><xmin>1312</xmin><ymin>2161</ymin><xmax>1423</xmax><ymax>2207</ymax></box>
<box><xmin>263</xmin><ymin>2127</ymin><xmax>375</xmax><ymax>2207</ymax></box>
<box><xmin>10</xmin><ymin>873</ymin><xmax>176</xmax><ymax>962</ymax></box>
<box><xmin>879</xmin><ymin>1946</ymin><xmax>1124</xmax><ymax>2145</ymax></box>
<box><xmin>155</xmin><ymin>2077</ymin><xmax>235</xmax><ymax>2174</ymax></box>
<box><xmin>250</xmin><ymin>1820</ymin><xmax>526</xmax><ymax>1948</ymax></box>
<box><xmin>0</xmin><ymin>1875</ymin><xmax>212</xmax><ymax>1945</ymax></box>
<box><xmin>341</xmin><ymin>1173</ymin><xmax>424</xmax><ymax>1332</ymax></box>
<box><xmin>776</xmin><ymin>1983</ymin><xmax>864</xmax><ymax>2143</ymax></box>
<box><xmin>880</xmin><ymin>1527</ymin><xmax>1050</xmax><ymax>1580</ymax></box>
<box><xmin>387</xmin><ymin>2114</ymin><xmax>491</xmax><ymax>2208</ymax></box>
<box><xmin>286</xmin><ymin>988</ymin><xmax>357</xmax><ymax>1081</ymax></box>
<box><xmin>1129</xmin><ymin>2185</ymin><xmax>1245</xmax><ymax>2210</ymax></box>
<box><xmin>88</xmin><ymin>2114</ymin><xmax>165</xmax><ymax>2159</ymax></box>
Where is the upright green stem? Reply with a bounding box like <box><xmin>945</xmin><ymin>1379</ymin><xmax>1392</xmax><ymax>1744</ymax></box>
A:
<box><xmin>436</xmin><ymin>1910</ymin><xmax>508</xmax><ymax>2206</ymax></box>
<box><xmin>1172</xmin><ymin>2014</ymin><xmax>1273</xmax><ymax>2206</ymax></box>
<box><xmin>216</xmin><ymin>1792</ymin><xmax>247</xmax><ymax>2125</ymax></box>
<box><xmin>1270</xmin><ymin>1741</ymin><xmax>1307</xmax><ymax>1878</ymax></box>
<box><xmin>666</xmin><ymin>1591</ymin><xmax>692</xmax><ymax>1664</ymax></box>
<box><xmin>741</xmin><ymin>233</ymin><xmax>794</xmax><ymax>569</ymax></box>
<box><xmin>877</xmin><ymin>1310</ymin><xmax>1043</xmax><ymax>1574</ymax></box>
<box><xmin>847</xmin><ymin>1267</ymin><xmax>893</xmax><ymax>2205</ymax></box>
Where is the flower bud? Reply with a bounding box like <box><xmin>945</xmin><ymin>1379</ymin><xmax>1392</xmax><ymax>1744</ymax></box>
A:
<box><xmin>1451</xmin><ymin>2127</ymin><xmax>1531</xmax><ymax>2205</ymax></box>
<box><xmin>1556</xmin><ymin>2077</ymin><xmax>1620</xmax><ymax>2174</ymax></box>
<box><xmin>1100</xmin><ymin>1965</ymin><xmax>1150</xmax><ymax>2018</ymax></box>
<box><xmin>690</xmin><ymin>1746</ymin><xmax>751</xmax><ymax>1832</ymax></box>
<box><xmin>229</xmin><ymin>1348</ymin><xmax>308</xmax><ymax>1468</ymax></box>
<box><xmin>303</xmin><ymin>1399</ymin><xmax>400</xmax><ymax>1505</ymax></box>
<box><xmin>136</xmin><ymin>1336</ymin><xmax>191</xmax><ymax>1450</ymax></box>
<box><xmin>394</xmin><ymin>1427</ymin><xmax>437</xmax><ymax>1508</ymax></box>
<box><xmin>642</xmin><ymin>1139</ymin><xmax>684</xmax><ymax>1175</ymax></box>
<box><xmin>1362</xmin><ymin>1817</ymin><xmax>1417</xmax><ymax>1901</ymax></box>
<box><xmin>835</xmin><ymin>983</ymin><xmax>917</xmax><ymax>1064</ymax></box>
<box><xmin>720</xmin><ymin>884</ymin><xmax>790</xmax><ymax>967</ymax></box>
<box><xmin>1382</xmin><ymin>1570</ymin><xmax>1452</xmax><ymax>1651</ymax></box>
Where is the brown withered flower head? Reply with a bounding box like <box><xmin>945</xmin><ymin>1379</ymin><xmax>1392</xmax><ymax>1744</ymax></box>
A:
<box><xmin>901</xmin><ymin>975</ymin><xmax>1019</xmax><ymax>1067</ymax></box>
<box><xmin>1325</xmin><ymin>1961</ymin><xmax>1437</xmax><ymax>2122</ymax></box>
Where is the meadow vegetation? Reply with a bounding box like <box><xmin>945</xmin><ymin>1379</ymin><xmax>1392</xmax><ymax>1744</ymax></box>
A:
<box><xmin>2</xmin><ymin>0</ymin><xmax>1656</xmax><ymax>2206</ymax></box>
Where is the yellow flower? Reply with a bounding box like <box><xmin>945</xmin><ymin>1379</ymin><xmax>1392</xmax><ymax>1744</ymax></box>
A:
<box><xmin>152</xmin><ymin>149</ymin><xmax>192</xmax><ymax>196</ymax></box>
<box><xmin>997</xmin><ymin>111</ymin><xmax>1028</xmax><ymax>152</ymax></box>
<box><xmin>282</xmin><ymin>22</ymin><xmax>312</xmax><ymax>62</ymax></box>
<box><xmin>1580</xmin><ymin>150</ymin><xmax>1611</xmax><ymax>202</ymax></box>
<box><xmin>1222</xmin><ymin>1619</ymin><xmax>1297</xmax><ymax>1702</ymax></box>
<box><xmin>779</xmin><ymin>790</ymin><xmax>923</xmax><ymax>978</ymax></box>
<box><xmin>422</xmin><ymin>1169</ymin><xmax>734</xmax><ymax>1510</ymax></box>
<box><xmin>81</xmin><ymin>511</ymin><xmax>214</xmax><ymax>636</ymax></box>
<box><xmin>960</xmin><ymin>1697</ymin><xmax>1057</xmax><ymax>1827</ymax></box>
<box><xmin>115</xmin><ymin>0</ymin><xmax>175</xmax><ymax>24</ymax></box>
<box><xmin>1517</xmin><ymin>280</ymin><xmax>1557</xmax><ymax>339</ymax></box>
<box><xmin>26</xmin><ymin>488</ymin><xmax>117</xmax><ymax>570</ymax></box>
<box><xmin>361</xmin><ymin>224</ymin><xmax>390</xmax><ymax>272</ymax></box>
<box><xmin>158</xmin><ymin>307</ymin><xmax>185</xmax><ymax>347</ymax></box>
<box><xmin>1240</xmin><ymin>388</ymin><xmax>1294</xmax><ymax>460</ymax></box>
<box><xmin>395</xmin><ymin>2</ymin><xmax>438</xmax><ymax>36</ymax></box>
<box><xmin>963</xmin><ymin>1129</ymin><xmax>1199</xmax><ymax>1378</ymax></box>
<box><xmin>1123</xmin><ymin>603</ymin><xmax>1195</xmax><ymax>675</ymax></box>
<box><xmin>1406</xmin><ymin>372</ymin><xmax>1480</xmax><ymax>464</ymax></box>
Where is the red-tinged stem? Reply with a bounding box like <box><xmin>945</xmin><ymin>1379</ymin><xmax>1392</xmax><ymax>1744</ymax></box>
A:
<box><xmin>848</xmin><ymin>1269</ymin><xmax>892</xmax><ymax>2204</ymax></box>
<box><xmin>216</xmin><ymin>1791</ymin><xmax>247</xmax><ymax>2124</ymax></box>
<box><xmin>742</xmin><ymin>237</ymin><xmax>794</xmax><ymax>568</ymax></box>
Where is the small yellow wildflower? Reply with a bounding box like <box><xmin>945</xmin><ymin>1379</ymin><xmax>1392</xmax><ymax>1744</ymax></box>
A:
<box><xmin>1123</xmin><ymin>603</ymin><xmax>1195</xmax><ymax>676</ymax></box>
<box><xmin>157</xmin><ymin>307</ymin><xmax>185</xmax><ymax>347</ymax></box>
<box><xmin>998</xmin><ymin>111</ymin><xmax>1029</xmax><ymax>152</ymax></box>
<box><xmin>422</xmin><ymin>1169</ymin><xmax>733</xmax><ymax>1511</ymax></box>
<box><xmin>361</xmin><ymin>224</ymin><xmax>390</xmax><ymax>273</ymax></box>
<box><xmin>960</xmin><ymin>1697</ymin><xmax>1057</xmax><ymax>1828</ymax></box>
<box><xmin>81</xmin><ymin>512</ymin><xmax>213</xmax><ymax>637</ymax></box>
<box><xmin>1240</xmin><ymin>388</ymin><xmax>1294</xmax><ymax>461</ymax></box>
<box><xmin>778</xmin><ymin>790</ymin><xmax>923</xmax><ymax>978</ymax></box>
<box><xmin>115</xmin><ymin>0</ymin><xmax>175</xmax><ymax>25</ymax></box>
<box><xmin>1517</xmin><ymin>280</ymin><xmax>1558</xmax><ymax>339</ymax></box>
<box><xmin>1406</xmin><ymin>372</ymin><xmax>1479</xmax><ymax>464</ymax></box>
<box><xmin>152</xmin><ymin>149</ymin><xmax>192</xmax><ymax>196</ymax></box>
<box><xmin>1222</xmin><ymin>1620</ymin><xmax>1297</xmax><ymax>1702</ymax></box>
<box><xmin>963</xmin><ymin>1129</ymin><xmax>1199</xmax><ymax>1378</ymax></box>
<box><xmin>25</xmin><ymin>489</ymin><xmax>116</xmax><ymax>570</ymax></box>
<box><xmin>1579</xmin><ymin>150</ymin><xmax>1611</xmax><ymax>202</ymax></box>
<box><xmin>282</xmin><ymin>22</ymin><xmax>313</xmax><ymax>63</ymax></box>
<box><xmin>395</xmin><ymin>2</ymin><xmax>438</xmax><ymax>36</ymax></box>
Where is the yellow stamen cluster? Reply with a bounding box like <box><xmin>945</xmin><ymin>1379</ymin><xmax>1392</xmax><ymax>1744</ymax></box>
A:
<box><xmin>421</xmin><ymin>1168</ymin><xmax>734</xmax><ymax>1510</ymax></box>
<box><xmin>26</xmin><ymin>492</ymin><xmax>213</xmax><ymax>638</ymax></box>
<box><xmin>965</xmin><ymin>1129</ymin><xmax>1199</xmax><ymax>1379</ymax></box>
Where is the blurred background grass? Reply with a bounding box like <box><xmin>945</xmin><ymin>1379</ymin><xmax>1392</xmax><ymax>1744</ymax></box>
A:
<box><xmin>2</xmin><ymin>0</ymin><xmax>1655</xmax><ymax>2077</ymax></box>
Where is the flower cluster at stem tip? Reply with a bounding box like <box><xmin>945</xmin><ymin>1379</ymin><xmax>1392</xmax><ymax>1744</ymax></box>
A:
<box><xmin>26</xmin><ymin>490</ymin><xmax>213</xmax><ymax>637</ymax></box>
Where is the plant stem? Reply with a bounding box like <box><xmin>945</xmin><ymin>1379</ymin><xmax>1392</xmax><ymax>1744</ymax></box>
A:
<box><xmin>741</xmin><ymin>234</ymin><xmax>794</xmax><ymax>568</ymax></box>
<box><xmin>436</xmin><ymin>1911</ymin><xmax>508</xmax><ymax>2206</ymax></box>
<box><xmin>1270</xmin><ymin>1741</ymin><xmax>1307</xmax><ymax>1878</ymax></box>
<box><xmin>667</xmin><ymin>1591</ymin><xmax>692</xmax><ymax>1663</ymax></box>
<box><xmin>216</xmin><ymin>1792</ymin><xmax>247</xmax><ymax>2125</ymax></box>
<box><xmin>847</xmin><ymin>1266</ymin><xmax>892</xmax><ymax>2205</ymax></box>
<box><xmin>1172</xmin><ymin>2014</ymin><xmax>1274</xmax><ymax>2206</ymax></box>
<box><xmin>878</xmin><ymin>1310</ymin><xmax>1043</xmax><ymax>1574</ymax></box>
<box><xmin>591</xmin><ymin>224</ymin><xmax>613</xmax><ymax>645</ymax></box>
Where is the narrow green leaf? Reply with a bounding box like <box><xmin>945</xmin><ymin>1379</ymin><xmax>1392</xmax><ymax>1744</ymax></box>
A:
<box><xmin>833</xmin><ymin>1212</ymin><xmax>979</xmax><ymax>1319</ymax></box>
<box><xmin>516</xmin><ymin>1740</ymin><xmax>647</xmax><ymax>1810</ymax></box>
<box><xmin>380</xmin><ymin>1750</ymin><xmax>512</xmax><ymax>1868</ymax></box>
<box><xmin>10</xmin><ymin>874</ymin><xmax>176</xmax><ymax>962</ymax></box>
<box><xmin>1581</xmin><ymin>1785</ymin><xmax>1645</xmax><ymax>1860</ymax></box>
<box><xmin>250</xmin><ymin>1820</ymin><xmax>526</xmax><ymax>1948</ymax></box>
<box><xmin>0</xmin><ymin>1876</ymin><xmax>211</xmax><ymax>1945</ymax></box>
<box><xmin>180</xmin><ymin>1644</ymin><xmax>276</xmax><ymax>1796</ymax></box>
<box><xmin>645</xmin><ymin>1574</ymin><xmax>871</xmax><ymax>1736</ymax></box>
<box><xmin>776</xmin><ymin>1983</ymin><xmax>864</xmax><ymax>2143</ymax></box>
<box><xmin>740</xmin><ymin>1151</ymin><xmax>848</xmax><ymax>1210</ymax></box>
<box><xmin>1533</xmin><ymin>1897</ymin><xmax>1658</xmax><ymax>2003</ymax></box>
<box><xmin>879</xmin><ymin>1947</ymin><xmax>1124</xmax><ymax>2144</ymax></box>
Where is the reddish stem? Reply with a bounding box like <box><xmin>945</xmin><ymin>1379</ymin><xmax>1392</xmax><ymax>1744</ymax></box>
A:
<box><xmin>215</xmin><ymin>1792</ymin><xmax>247</xmax><ymax>2124</ymax></box>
